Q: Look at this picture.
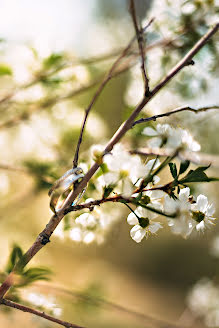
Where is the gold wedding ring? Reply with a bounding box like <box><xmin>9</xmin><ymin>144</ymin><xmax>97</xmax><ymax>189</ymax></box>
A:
<box><xmin>48</xmin><ymin>167</ymin><xmax>84</xmax><ymax>213</ymax></box>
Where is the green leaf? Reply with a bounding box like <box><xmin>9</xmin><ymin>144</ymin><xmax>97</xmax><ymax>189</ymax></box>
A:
<box><xmin>103</xmin><ymin>185</ymin><xmax>114</xmax><ymax>198</ymax></box>
<box><xmin>180</xmin><ymin>165</ymin><xmax>219</xmax><ymax>183</ymax></box>
<box><xmin>0</xmin><ymin>64</ymin><xmax>12</xmax><ymax>76</ymax></box>
<box><xmin>15</xmin><ymin>267</ymin><xmax>52</xmax><ymax>287</ymax></box>
<box><xmin>169</xmin><ymin>163</ymin><xmax>178</xmax><ymax>179</ymax></box>
<box><xmin>179</xmin><ymin>160</ymin><xmax>190</xmax><ymax>175</ymax></box>
<box><xmin>5</xmin><ymin>244</ymin><xmax>23</xmax><ymax>273</ymax></box>
<box><xmin>43</xmin><ymin>53</ymin><xmax>63</xmax><ymax>69</ymax></box>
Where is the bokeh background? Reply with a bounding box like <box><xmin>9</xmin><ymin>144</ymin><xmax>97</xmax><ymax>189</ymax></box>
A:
<box><xmin>0</xmin><ymin>0</ymin><xmax>219</xmax><ymax>327</ymax></box>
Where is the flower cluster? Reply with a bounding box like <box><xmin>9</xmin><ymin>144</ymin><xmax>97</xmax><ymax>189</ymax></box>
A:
<box><xmin>94</xmin><ymin>144</ymin><xmax>160</xmax><ymax>197</ymax></box>
<box><xmin>54</xmin><ymin>203</ymin><xmax>119</xmax><ymax>245</ymax></box>
<box><xmin>89</xmin><ymin>142</ymin><xmax>216</xmax><ymax>244</ymax></box>
<box><xmin>69</xmin><ymin>205</ymin><xmax>115</xmax><ymax>245</ymax></box>
<box><xmin>143</xmin><ymin>123</ymin><xmax>201</xmax><ymax>151</ymax></box>
<box><xmin>165</xmin><ymin>188</ymin><xmax>216</xmax><ymax>239</ymax></box>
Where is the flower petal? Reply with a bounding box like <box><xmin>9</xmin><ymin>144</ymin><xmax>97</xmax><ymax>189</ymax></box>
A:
<box><xmin>130</xmin><ymin>225</ymin><xmax>146</xmax><ymax>243</ymax></box>
<box><xmin>196</xmin><ymin>195</ymin><xmax>208</xmax><ymax>213</ymax></box>
<box><xmin>127</xmin><ymin>212</ymin><xmax>139</xmax><ymax>226</ymax></box>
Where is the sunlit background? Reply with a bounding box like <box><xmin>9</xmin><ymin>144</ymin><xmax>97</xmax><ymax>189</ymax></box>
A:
<box><xmin>0</xmin><ymin>0</ymin><xmax>219</xmax><ymax>327</ymax></box>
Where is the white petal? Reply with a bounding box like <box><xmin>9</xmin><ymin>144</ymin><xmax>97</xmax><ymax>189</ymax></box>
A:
<box><xmin>69</xmin><ymin>228</ymin><xmax>82</xmax><ymax>242</ymax></box>
<box><xmin>127</xmin><ymin>212</ymin><xmax>139</xmax><ymax>225</ymax></box>
<box><xmin>164</xmin><ymin>195</ymin><xmax>177</xmax><ymax>213</ymax></box>
<box><xmin>148</xmin><ymin>222</ymin><xmax>162</xmax><ymax>233</ymax></box>
<box><xmin>122</xmin><ymin>178</ymin><xmax>133</xmax><ymax>197</ymax></box>
<box><xmin>148</xmin><ymin>137</ymin><xmax>163</xmax><ymax>148</ymax></box>
<box><xmin>142</xmin><ymin>126</ymin><xmax>158</xmax><ymax>136</ymax></box>
<box><xmin>179</xmin><ymin>187</ymin><xmax>190</xmax><ymax>202</ymax></box>
<box><xmin>196</xmin><ymin>221</ymin><xmax>205</xmax><ymax>231</ymax></box>
<box><xmin>130</xmin><ymin>225</ymin><xmax>146</xmax><ymax>243</ymax></box>
<box><xmin>196</xmin><ymin>195</ymin><xmax>208</xmax><ymax>213</ymax></box>
<box><xmin>206</xmin><ymin>203</ymin><xmax>215</xmax><ymax>217</ymax></box>
<box><xmin>83</xmin><ymin>231</ymin><xmax>95</xmax><ymax>244</ymax></box>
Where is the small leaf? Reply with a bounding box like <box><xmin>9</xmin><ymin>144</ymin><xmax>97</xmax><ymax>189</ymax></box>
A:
<box><xmin>0</xmin><ymin>64</ymin><xmax>12</xmax><ymax>76</ymax></box>
<box><xmin>169</xmin><ymin>163</ymin><xmax>178</xmax><ymax>179</ymax></box>
<box><xmin>180</xmin><ymin>165</ymin><xmax>218</xmax><ymax>183</ymax></box>
<box><xmin>43</xmin><ymin>53</ymin><xmax>63</xmax><ymax>69</ymax></box>
<box><xmin>179</xmin><ymin>160</ymin><xmax>190</xmax><ymax>175</ymax></box>
<box><xmin>103</xmin><ymin>185</ymin><xmax>114</xmax><ymax>198</ymax></box>
<box><xmin>5</xmin><ymin>244</ymin><xmax>23</xmax><ymax>273</ymax></box>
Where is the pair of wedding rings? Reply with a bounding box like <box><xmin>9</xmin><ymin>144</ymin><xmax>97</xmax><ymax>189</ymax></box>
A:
<box><xmin>48</xmin><ymin>167</ymin><xmax>85</xmax><ymax>213</ymax></box>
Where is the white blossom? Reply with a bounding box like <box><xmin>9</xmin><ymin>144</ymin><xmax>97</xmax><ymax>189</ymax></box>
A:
<box><xmin>100</xmin><ymin>144</ymin><xmax>160</xmax><ymax>197</ymax></box>
<box><xmin>70</xmin><ymin>206</ymin><xmax>117</xmax><ymax>245</ymax></box>
<box><xmin>143</xmin><ymin>124</ymin><xmax>200</xmax><ymax>152</ymax></box>
<box><xmin>127</xmin><ymin>206</ymin><xmax>162</xmax><ymax>243</ymax></box>
<box><xmin>164</xmin><ymin>187</ymin><xmax>195</xmax><ymax>238</ymax></box>
<box><xmin>191</xmin><ymin>195</ymin><xmax>216</xmax><ymax>232</ymax></box>
<box><xmin>187</xmin><ymin>278</ymin><xmax>219</xmax><ymax>327</ymax></box>
<box><xmin>23</xmin><ymin>291</ymin><xmax>62</xmax><ymax>316</ymax></box>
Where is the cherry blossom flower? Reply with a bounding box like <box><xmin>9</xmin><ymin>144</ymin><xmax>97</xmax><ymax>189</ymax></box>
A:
<box><xmin>70</xmin><ymin>205</ymin><xmax>117</xmax><ymax>244</ymax></box>
<box><xmin>127</xmin><ymin>206</ymin><xmax>162</xmax><ymax>243</ymax></box>
<box><xmin>191</xmin><ymin>195</ymin><xmax>216</xmax><ymax>232</ymax></box>
<box><xmin>164</xmin><ymin>187</ymin><xmax>196</xmax><ymax>238</ymax></box>
<box><xmin>100</xmin><ymin>143</ymin><xmax>160</xmax><ymax>197</ymax></box>
<box><xmin>143</xmin><ymin>124</ymin><xmax>200</xmax><ymax>151</ymax></box>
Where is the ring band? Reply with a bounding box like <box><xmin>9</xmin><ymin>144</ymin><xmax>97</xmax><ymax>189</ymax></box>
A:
<box><xmin>49</xmin><ymin>167</ymin><xmax>84</xmax><ymax>213</ymax></box>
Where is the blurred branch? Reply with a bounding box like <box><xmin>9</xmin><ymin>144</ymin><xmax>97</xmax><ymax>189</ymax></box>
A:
<box><xmin>35</xmin><ymin>282</ymin><xmax>185</xmax><ymax>328</ymax></box>
<box><xmin>0</xmin><ymin>38</ymin><xmax>173</xmax><ymax>131</ymax></box>
<box><xmin>133</xmin><ymin>105</ymin><xmax>219</xmax><ymax>126</ymax></box>
<box><xmin>0</xmin><ymin>298</ymin><xmax>85</xmax><ymax>328</ymax></box>
<box><xmin>0</xmin><ymin>22</ymin><xmax>218</xmax><ymax>304</ymax></box>
<box><xmin>0</xmin><ymin>163</ymin><xmax>54</xmax><ymax>184</ymax></box>
<box><xmin>129</xmin><ymin>0</ymin><xmax>151</xmax><ymax>95</ymax></box>
<box><xmin>72</xmin><ymin>18</ymin><xmax>154</xmax><ymax>168</ymax></box>
<box><xmin>131</xmin><ymin>148</ymin><xmax>219</xmax><ymax>167</ymax></box>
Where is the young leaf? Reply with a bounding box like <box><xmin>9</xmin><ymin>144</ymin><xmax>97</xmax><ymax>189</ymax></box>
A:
<box><xmin>179</xmin><ymin>160</ymin><xmax>190</xmax><ymax>175</ymax></box>
<box><xmin>180</xmin><ymin>165</ymin><xmax>218</xmax><ymax>183</ymax></box>
<box><xmin>0</xmin><ymin>64</ymin><xmax>12</xmax><ymax>76</ymax></box>
<box><xmin>169</xmin><ymin>163</ymin><xmax>178</xmax><ymax>180</ymax></box>
<box><xmin>43</xmin><ymin>53</ymin><xmax>63</xmax><ymax>69</ymax></box>
<box><xmin>103</xmin><ymin>185</ymin><xmax>114</xmax><ymax>198</ymax></box>
<box><xmin>6</xmin><ymin>244</ymin><xmax>23</xmax><ymax>273</ymax></box>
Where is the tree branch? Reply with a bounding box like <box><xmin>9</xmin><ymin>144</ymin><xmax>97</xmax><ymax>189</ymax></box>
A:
<box><xmin>0</xmin><ymin>298</ymin><xmax>85</xmax><ymax>328</ymax></box>
<box><xmin>72</xmin><ymin>18</ymin><xmax>154</xmax><ymax>168</ymax></box>
<box><xmin>35</xmin><ymin>282</ymin><xmax>184</xmax><ymax>328</ymax></box>
<box><xmin>0</xmin><ymin>28</ymin><xmax>157</xmax><ymax>132</ymax></box>
<box><xmin>0</xmin><ymin>23</ymin><xmax>218</xmax><ymax>300</ymax></box>
<box><xmin>133</xmin><ymin>105</ymin><xmax>219</xmax><ymax>126</ymax></box>
<box><xmin>129</xmin><ymin>0</ymin><xmax>150</xmax><ymax>95</ymax></box>
<box><xmin>130</xmin><ymin>148</ymin><xmax>219</xmax><ymax>167</ymax></box>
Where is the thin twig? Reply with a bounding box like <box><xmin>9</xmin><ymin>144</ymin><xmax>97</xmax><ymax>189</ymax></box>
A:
<box><xmin>131</xmin><ymin>148</ymin><xmax>219</xmax><ymax>167</ymax></box>
<box><xmin>0</xmin><ymin>29</ymin><xmax>157</xmax><ymax>132</ymax></box>
<box><xmin>0</xmin><ymin>298</ymin><xmax>85</xmax><ymax>328</ymax></box>
<box><xmin>35</xmin><ymin>282</ymin><xmax>185</xmax><ymax>328</ymax></box>
<box><xmin>72</xmin><ymin>18</ymin><xmax>154</xmax><ymax>168</ymax></box>
<box><xmin>129</xmin><ymin>0</ymin><xmax>150</xmax><ymax>95</ymax></box>
<box><xmin>133</xmin><ymin>105</ymin><xmax>219</xmax><ymax>126</ymax></box>
<box><xmin>0</xmin><ymin>23</ymin><xmax>218</xmax><ymax>300</ymax></box>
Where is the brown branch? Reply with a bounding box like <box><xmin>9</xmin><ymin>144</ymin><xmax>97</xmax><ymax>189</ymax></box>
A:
<box><xmin>129</xmin><ymin>0</ymin><xmax>150</xmax><ymax>95</ymax></box>
<box><xmin>0</xmin><ymin>298</ymin><xmax>85</xmax><ymax>328</ymax></box>
<box><xmin>0</xmin><ymin>23</ymin><xmax>218</xmax><ymax>300</ymax></box>
<box><xmin>72</xmin><ymin>18</ymin><xmax>154</xmax><ymax>168</ymax></box>
<box><xmin>133</xmin><ymin>105</ymin><xmax>219</xmax><ymax>126</ymax></box>
<box><xmin>131</xmin><ymin>148</ymin><xmax>219</xmax><ymax>167</ymax></box>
